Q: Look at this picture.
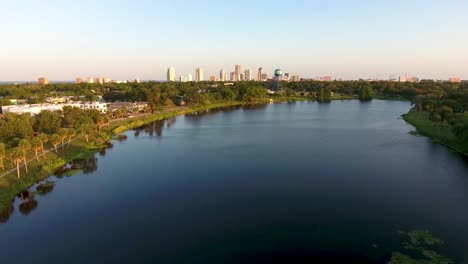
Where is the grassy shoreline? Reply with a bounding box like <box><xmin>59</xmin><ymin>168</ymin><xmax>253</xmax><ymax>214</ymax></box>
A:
<box><xmin>402</xmin><ymin>109</ymin><xmax>468</xmax><ymax>156</ymax></box>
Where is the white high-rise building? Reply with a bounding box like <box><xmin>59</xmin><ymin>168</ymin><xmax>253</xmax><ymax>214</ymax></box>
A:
<box><xmin>220</xmin><ymin>69</ymin><xmax>226</xmax><ymax>81</ymax></box>
<box><xmin>245</xmin><ymin>69</ymin><xmax>252</xmax><ymax>81</ymax></box>
<box><xmin>257</xmin><ymin>67</ymin><xmax>263</xmax><ymax>81</ymax></box>
<box><xmin>167</xmin><ymin>67</ymin><xmax>176</xmax><ymax>82</ymax></box>
<box><xmin>188</xmin><ymin>73</ymin><xmax>193</xmax><ymax>82</ymax></box>
<box><xmin>195</xmin><ymin>68</ymin><xmax>204</xmax><ymax>82</ymax></box>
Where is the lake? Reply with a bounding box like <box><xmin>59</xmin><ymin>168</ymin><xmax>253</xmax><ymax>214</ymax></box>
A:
<box><xmin>1</xmin><ymin>100</ymin><xmax>467</xmax><ymax>264</ymax></box>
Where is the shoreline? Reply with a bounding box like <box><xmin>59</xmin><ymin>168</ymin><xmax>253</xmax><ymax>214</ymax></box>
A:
<box><xmin>402</xmin><ymin>109</ymin><xmax>468</xmax><ymax>157</ymax></box>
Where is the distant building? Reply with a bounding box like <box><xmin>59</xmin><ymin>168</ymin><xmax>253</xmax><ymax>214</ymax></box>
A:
<box><xmin>399</xmin><ymin>76</ymin><xmax>419</xmax><ymax>83</ymax></box>
<box><xmin>104</xmin><ymin>78</ymin><xmax>112</xmax><ymax>84</ymax></box>
<box><xmin>449</xmin><ymin>77</ymin><xmax>461</xmax><ymax>83</ymax></box>
<box><xmin>292</xmin><ymin>75</ymin><xmax>300</xmax><ymax>82</ymax></box>
<box><xmin>235</xmin><ymin>64</ymin><xmax>241</xmax><ymax>81</ymax></box>
<box><xmin>257</xmin><ymin>67</ymin><xmax>264</xmax><ymax>81</ymax></box>
<box><xmin>75</xmin><ymin>77</ymin><xmax>83</xmax><ymax>84</ymax></box>
<box><xmin>38</xmin><ymin>77</ymin><xmax>49</xmax><ymax>85</ymax></box>
<box><xmin>240</xmin><ymin>73</ymin><xmax>246</xmax><ymax>81</ymax></box>
<box><xmin>188</xmin><ymin>73</ymin><xmax>193</xmax><ymax>82</ymax></box>
<box><xmin>230</xmin><ymin>72</ymin><xmax>236</xmax><ymax>81</ymax></box>
<box><xmin>261</xmin><ymin>73</ymin><xmax>268</xmax><ymax>80</ymax></box>
<box><xmin>167</xmin><ymin>67</ymin><xmax>176</xmax><ymax>82</ymax></box>
<box><xmin>210</xmin><ymin>75</ymin><xmax>216</xmax><ymax>82</ymax></box>
<box><xmin>323</xmin><ymin>76</ymin><xmax>332</xmax><ymax>82</ymax></box>
<box><xmin>95</xmin><ymin>77</ymin><xmax>104</xmax><ymax>84</ymax></box>
<box><xmin>245</xmin><ymin>69</ymin><xmax>252</xmax><ymax>81</ymax></box>
<box><xmin>87</xmin><ymin>77</ymin><xmax>95</xmax><ymax>84</ymax></box>
<box><xmin>220</xmin><ymin>69</ymin><xmax>226</xmax><ymax>81</ymax></box>
<box><xmin>284</xmin><ymin>73</ymin><xmax>290</xmax><ymax>81</ymax></box>
<box><xmin>195</xmin><ymin>68</ymin><xmax>204</xmax><ymax>82</ymax></box>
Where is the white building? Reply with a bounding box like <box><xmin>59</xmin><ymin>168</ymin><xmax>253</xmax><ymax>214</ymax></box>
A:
<box><xmin>167</xmin><ymin>67</ymin><xmax>176</xmax><ymax>82</ymax></box>
<box><xmin>2</xmin><ymin>102</ymin><xmax>108</xmax><ymax>115</ymax></box>
<box><xmin>220</xmin><ymin>69</ymin><xmax>226</xmax><ymax>81</ymax></box>
<box><xmin>195</xmin><ymin>68</ymin><xmax>203</xmax><ymax>82</ymax></box>
<box><xmin>187</xmin><ymin>73</ymin><xmax>193</xmax><ymax>82</ymax></box>
<box><xmin>245</xmin><ymin>69</ymin><xmax>252</xmax><ymax>81</ymax></box>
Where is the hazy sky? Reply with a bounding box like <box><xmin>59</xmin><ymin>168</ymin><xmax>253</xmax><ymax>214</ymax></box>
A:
<box><xmin>1</xmin><ymin>0</ymin><xmax>467</xmax><ymax>81</ymax></box>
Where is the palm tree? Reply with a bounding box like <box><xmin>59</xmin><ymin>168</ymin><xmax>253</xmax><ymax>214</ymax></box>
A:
<box><xmin>67</xmin><ymin>129</ymin><xmax>76</xmax><ymax>149</ymax></box>
<box><xmin>0</xmin><ymin>143</ymin><xmax>6</xmax><ymax>170</ymax></box>
<box><xmin>80</xmin><ymin>123</ymin><xmax>94</xmax><ymax>143</ymax></box>
<box><xmin>50</xmin><ymin>134</ymin><xmax>61</xmax><ymax>153</ymax></box>
<box><xmin>11</xmin><ymin>148</ymin><xmax>23</xmax><ymax>179</ymax></box>
<box><xmin>18</xmin><ymin>139</ymin><xmax>30</xmax><ymax>173</ymax></box>
<box><xmin>96</xmin><ymin>116</ymin><xmax>104</xmax><ymax>134</ymax></box>
<box><xmin>39</xmin><ymin>133</ymin><xmax>49</xmax><ymax>160</ymax></box>
<box><xmin>31</xmin><ymin>137</ymin><xmax>42</xmax><ymax>162</ymax></box>
<box><xmin>58</xmin><ymin>129</ymin><xmax>68</xmax><ymax>150</ymax></box>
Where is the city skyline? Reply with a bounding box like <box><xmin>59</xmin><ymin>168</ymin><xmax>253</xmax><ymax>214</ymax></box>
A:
<box><xmin>1</xmin><ymin>0</ymin><xmax>468</xmax><ymax>81</ymax></box>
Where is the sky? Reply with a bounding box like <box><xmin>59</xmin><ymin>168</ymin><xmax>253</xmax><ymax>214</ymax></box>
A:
<box><xmin>0</xmin><ymin>0</ymin><xmax>467</xmax><ymax>81</ymax></box>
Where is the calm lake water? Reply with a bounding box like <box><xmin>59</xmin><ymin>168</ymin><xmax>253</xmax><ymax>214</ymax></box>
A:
<box><xmin>1</xmin><ymin>100</ymin><xmax>468</xmax><ymax>264</ymax></box>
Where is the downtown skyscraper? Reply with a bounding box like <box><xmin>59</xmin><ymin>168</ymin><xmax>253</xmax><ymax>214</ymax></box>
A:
<box><xmin>235</xmin><ymin>64</ymin><xmax>241</xmax><ymax>81</ymax></box>
<box><xmin>167</xmin><ymin>67</ymin><xmax>175</xmax><ymax>82</ymax></box>
<box><xmin>195</xmin><ymin>68</ymin><xmax>204</xmax><ymax>82</ymax></box>
<box><xmin>220</xmin><ymin>69</ymin><xmax>226</xmax><ymax>82</ymax></box>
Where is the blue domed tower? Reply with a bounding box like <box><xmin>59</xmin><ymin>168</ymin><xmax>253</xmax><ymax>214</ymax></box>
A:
<box><xmin>273</xmin><ymin>69</ymin><xmax>283</xmax><ymax>91</ymax></box>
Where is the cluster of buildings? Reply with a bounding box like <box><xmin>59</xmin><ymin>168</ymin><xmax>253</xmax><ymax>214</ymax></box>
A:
<box><xmin>2</xmin><ymin>101</ymin><xmax>109</xmax><ymax>115</ymax></box>
<box><xmin>166</xmin><ymin>65</ymin><xmax>303</xmax><ymax>83</ymax></box>
<box><xmin>2</xmin><ymin>101</ymin><xmax>150</xmax><ymax>116</ymax></box>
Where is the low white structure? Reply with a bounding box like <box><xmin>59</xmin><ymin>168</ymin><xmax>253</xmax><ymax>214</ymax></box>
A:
<box><xmin>1</xmin><ymin>101</ymin><xmax>108</xmax><ymax>115</ymax></box>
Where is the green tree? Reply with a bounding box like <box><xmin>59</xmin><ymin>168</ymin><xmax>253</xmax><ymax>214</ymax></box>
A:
<box><xmin>18</xmin><ymin>139</ymin><xmax>30</xmax><ymax>173</ymax></box>
<box><xmin>359</xmin><ymin>83</ymin><xmax>373</xmax><ymax>101</ymax></box>
<box><xmin>317</xmin><ymin>87</ymin><xmax>331</xmax><ymax>102</ymax></box>
<box><xmin>34</xmin><ymin>110</ymin><xmax>62</xmax><ymax>134</ymax></box>
<box><xmin>58</xmin><ymin>128</ymin><xmax>68</xmax><ymax>150</ymax></box>
<box><xmin>11</xmin><ymin>148</ymin><xmax>23</xmax><ymax>179</ymax></box>
<box><xmin>39</xmin><ymin>133</ymin><xmax>49</xmax><ymax>159</ymax></box>
<box><xmin>80</xmin><ymin>123</ymin><xmax>95</xmax><ymax>143</ymax></box>
<box><xmin>50</xmin><ymin>134</ymin><xmax>61</xmax><ymax>153</ymax></box>
<box><xmin>66</xmin><ymin>129</ymin><xmax>76</xmax><ymax>148</ymax></box>
<box><xmin>31</xmin><ymin>137</ymin><xmax>42</xmax><ymax>162</ymax></box>
<box><xmin>0</xmin><ymin>143</ymin><xmax>6</xmax><ymax>170</ymax></box>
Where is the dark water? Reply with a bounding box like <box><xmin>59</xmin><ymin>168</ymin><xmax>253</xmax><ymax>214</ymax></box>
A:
<box><xmin>1</xmin><ymin>100</ymin><xmax>467</xmax><ymax>264</ymax></box>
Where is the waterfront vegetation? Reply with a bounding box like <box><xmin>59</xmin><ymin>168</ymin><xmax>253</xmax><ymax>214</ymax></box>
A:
<box><xmin>0</xmin><ymin>80</ymin><xmax>467</xmax><ymax>212</ymax></box>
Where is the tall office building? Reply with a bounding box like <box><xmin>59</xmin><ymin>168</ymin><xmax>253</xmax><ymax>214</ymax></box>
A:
<box><xmin>75</xmin><ymin>77</ymin><xmax>83</xmax><ymax>84</ymax></box>
<box><xmin>167</xmin><ymin>67</ymin><xmax>176</xmax><ymax>82</ymax></box>
<box><xmin>220</xmin><ymin>69</ymin><xmax>226</xmax><ymax>81</ymax></box>
<box><xmin>87</xmin><ymin>77</ymin><xmax>95</xmax><ymax>84</ymax></box>
<box><xmin>188</xmin><ymin>73</ymin><xmax>193</xmax><ymax>82</ymax></box>
<box><xmin>38</xmin><ymin>77</ymin><xmax>49</xmax><ymax>85</ymax></box>
<box><xmin>257</xmin><ymin>67</ymin><xmax>263</xmax><ymax>81</ymax></box>
<box><xmin>292</xmin><ymin>75</ymin><xmax>300</xmax><ymax>82</ymax></box>
<box><xmin>235</xmin><ymin>64</ymin><xmax>241</xmax><ymax>81</ymax></box>
<box><xmin>244</xmin><ymin>69</ymin><xmax>252</xmax><ymax>81</ymax></box>
<box><xmin>195</xmin><ymin>68</ymin><xmax>204</xmax><ymax>82</ymax></box>
<box><xmin>210</xmin><ymin>75</ymin><xmax>216</xmax><ymax>82</ymax></box>
<box><xmin>240</xmin><ymin>73</ymin><xmax>246</xmax><ymax>81</ymax></box>
<box><xmin>230</xmin><ymin>72</ymin><xmax>236</xmax><ymax>81</ymax></box>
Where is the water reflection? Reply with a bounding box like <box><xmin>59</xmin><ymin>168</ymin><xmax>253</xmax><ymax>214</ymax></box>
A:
<box><xmin>36</xmin><ymin>181</ymin><xmax>55</xmax><ymax>196</ymax></box>
<box><xmin>18</xmin><ymin>191</ymin><xmax>38</xmax><ymax>215</ymax></box>
<box><xmin>0</xmin><ymin>201</ymin><xmax>14</xmax><ymax>223</ymax></box>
